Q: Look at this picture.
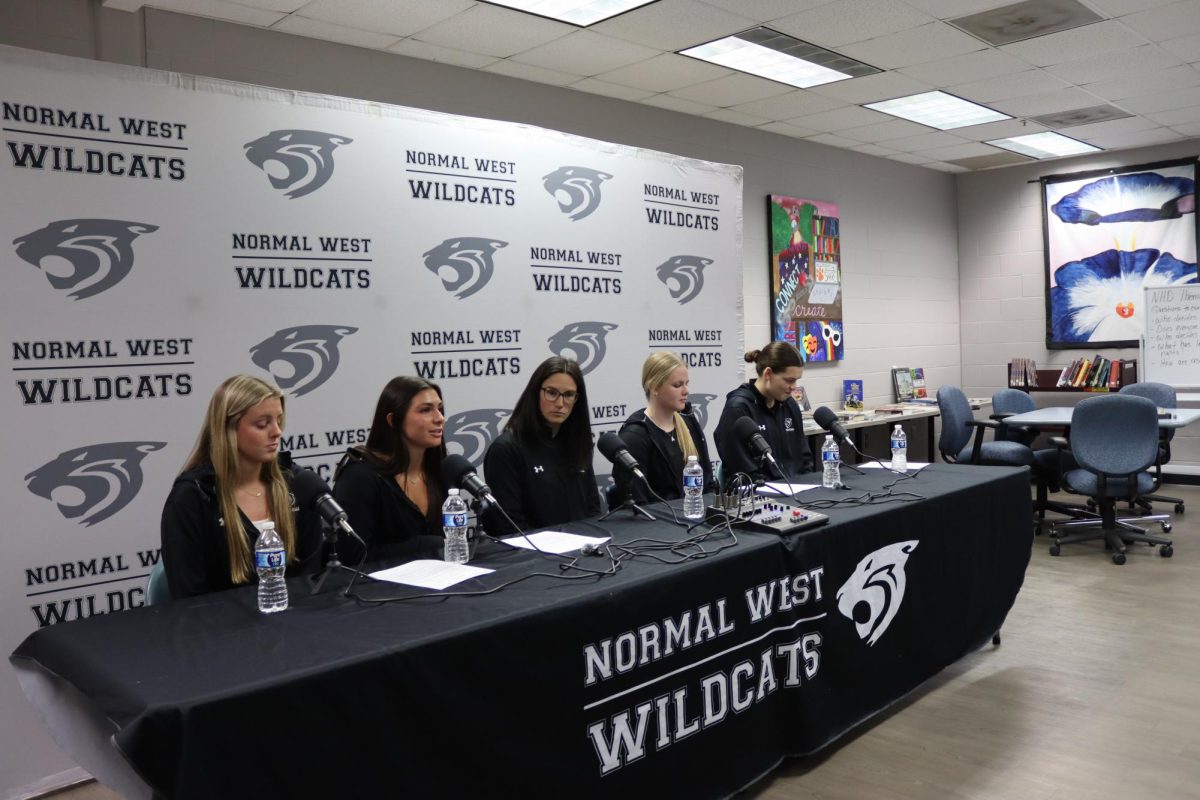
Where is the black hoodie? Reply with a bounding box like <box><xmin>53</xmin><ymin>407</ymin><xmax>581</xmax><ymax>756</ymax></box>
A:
<box><xmin>612</xmin><ymin>404</ymin><xmax>716</xmax><ymax>505</ymax></box>
<box><xmin>714</xmin><ymin>381</ymin><xmax>813</xmax><ymax>483</ymax></box>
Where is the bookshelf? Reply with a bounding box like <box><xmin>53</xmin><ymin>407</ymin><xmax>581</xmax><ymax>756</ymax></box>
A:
<box><xmin>1006</xmin><ymin>359</ymin><xmax>1138</xmax><ymax>393</ymax></box>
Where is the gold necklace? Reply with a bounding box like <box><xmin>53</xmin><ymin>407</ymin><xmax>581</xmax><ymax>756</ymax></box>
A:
<box><xmin>238</xmin><ymin>485</ymin><xmax>263</xmax><ymax>498</ymax></box>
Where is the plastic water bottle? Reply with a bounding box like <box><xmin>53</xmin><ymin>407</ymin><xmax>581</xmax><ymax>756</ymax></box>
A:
<box><xmin>890</xmin><ymin>424</ymin><xmax>908</xmax><ymax>471</ymax></box>
<box><xmin>683</xmin><ymin>455</ymin><xmax>705</xmax><ymax>520</ymax></box>
<box><xmin>442</xmin><ymin>488</ymin><xmax>470</xmax><ymax>564</ymax></box>
<box><xmin>821</xmin><ymin>434</ymin><xmax>841</xmax><ymax>489</ymax></box>
<box><xmin>254</xmin><ymin>521</ymin><xmax>288</xmax><ymax>613</ymax></box>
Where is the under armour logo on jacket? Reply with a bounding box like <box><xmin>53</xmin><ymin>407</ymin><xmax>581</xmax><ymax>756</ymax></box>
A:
<box><xmin>533</xmin><ymin>465</ymin><xmax>545</xmax><ymax>473</ymax></box>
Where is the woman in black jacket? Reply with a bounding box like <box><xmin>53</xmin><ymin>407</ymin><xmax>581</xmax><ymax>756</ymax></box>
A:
<box><xmin>160</xmin><ymin>374</ymin><xmax>323</xmax><ymax>599</ymax></box>
<box><xmin>333</xmin><ymin>376</ymin><xmax>447</xmax><ymax>562</ymax></box>
<box><xmin>483</xmin><ymin>357</ymin><xmax>600</xmax><ymax>534</ymax></box>
<box><xmin>614</xmin><ymin>351</ymin><xmax>715</xmax><ymax>504</ymax></box>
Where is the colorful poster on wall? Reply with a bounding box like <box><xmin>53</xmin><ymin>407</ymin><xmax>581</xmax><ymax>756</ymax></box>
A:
<box><xmin>768</xmin><ymin>194</ymin><xmax>843</xmax><ymax>362</ymax></box>
<box><xmin>1042</xmin><ymin>157</ymin><xmax>1198</xmax><ymax>349</ymax></box>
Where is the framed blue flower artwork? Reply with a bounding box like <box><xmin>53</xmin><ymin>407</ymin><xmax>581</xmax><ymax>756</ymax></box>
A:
<box><xmin>1042</xmin><ymin>157</ymin><xmax>1199</xmax><ymax>349</ymax></box>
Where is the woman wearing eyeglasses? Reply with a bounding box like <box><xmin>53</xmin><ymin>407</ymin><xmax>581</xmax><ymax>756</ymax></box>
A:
<box><xmin>482</xmin><ymin>356</ymin><xmax>600</xmax><ymax>534</ymax></box>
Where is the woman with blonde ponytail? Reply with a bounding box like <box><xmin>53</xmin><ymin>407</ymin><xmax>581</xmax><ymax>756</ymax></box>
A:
<box><xmin>160</xmin><ymin>375</ymin><xmax>323</xmax><ymax>598</ymax></box>
<box><xmin>613</xmin><ymin>352</ymin><xmax>715</xmax><ymax>505</ymax></box>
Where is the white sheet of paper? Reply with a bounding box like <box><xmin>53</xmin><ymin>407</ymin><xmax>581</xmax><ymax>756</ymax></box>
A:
<box><xmin>757</xmin><ymin>482</ymin><xmax>821</xmax><ymax>496</ymax></box>
<box><xmin>369</xmin><ymin>560</ymin><xmax>494</xmax><ymax>590</ymax></box>
<box><xmin>501</xmin><ymin>531</ymin><xmax>610</xmax><ymax>554</ymax></box>
<box><xmin>860</xmin><ymin>461</ymin><xmax>930</xmax><ymax>471</ymax></box>
<box><xmin>807</xmin><ymin>283</ymin><xmax>839</xmax><ymax>304</ymax></box>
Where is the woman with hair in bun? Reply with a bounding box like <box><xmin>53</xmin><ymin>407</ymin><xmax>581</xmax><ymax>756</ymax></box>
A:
<box><xmin>613</xmin><ymin>351</ymin><xmax>715</xmax><ymax>504</ymax></box>
<box><xmin>160</xmin><ymin>374</ymin><xmax>324</xmax><ymax>599</ymax></box>
<box><xmin>714</xmin><ymin>342</ymin><xmax>813</xmax><ymax>483</ymax></box>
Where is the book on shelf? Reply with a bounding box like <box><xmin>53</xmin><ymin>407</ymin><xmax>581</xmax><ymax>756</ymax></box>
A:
<box><xmin>910</xmin><ymin>367</ymin><xmax>927</xmax><ymax>398</ymax></box>
<box><xmin>791</xmin><ymin>384</ymin><xmax>812</xmax><ymax>411</ymax></box>
<box><xmin>892</xmin><ymin>367</ymin><xmax>914</xmax><ymax>402</ymax></box>
<box><xmin>1108</xmin><ymin>359</ymin><xmax>1123</xmax><ymax>390</ymax></box>
<box><xmin>1008</xmin><ymin>357</ymin><xmax>1038</xmax><ymax>388</ymax></box>
<box><xmin>842</xmin><ymin>379</ymin><xmax>864</xmax><ymax>410</ymax></box>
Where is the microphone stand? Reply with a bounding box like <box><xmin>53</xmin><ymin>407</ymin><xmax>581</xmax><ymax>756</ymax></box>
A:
<box><xmin>309</xmin><ymin>522</ymin><xmax>366</xmax><ymax>595</ymax></box>
<box><xmin>599</xmin><ymin>477</ymin><xmax>656</xmax><ymax>521</ymax></box>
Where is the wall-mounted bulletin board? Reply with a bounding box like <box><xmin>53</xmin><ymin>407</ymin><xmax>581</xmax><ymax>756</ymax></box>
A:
<box><xmin>768</xmin><ymin>194</ymin><xmax>843</xmax><ymax>362</ymax></box>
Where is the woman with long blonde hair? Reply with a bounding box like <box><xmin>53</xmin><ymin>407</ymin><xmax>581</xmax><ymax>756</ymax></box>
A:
<box><xmin>160</xmin><ymin>374</ymin><xmax>323</xmax><ymax>598</ymax></box>
<box><xmin>613</xmin><ymin>351</ymin><xmax>715</xmax><ymax>504</ymax></box>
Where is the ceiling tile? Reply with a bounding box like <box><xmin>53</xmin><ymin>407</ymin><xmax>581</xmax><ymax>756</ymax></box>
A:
<box><xmin>1045</xmin><ymin>43</ymin><xmax>1184</xmax><ymax>83</ymax></box>
<box><xmin>704</xmin><ymin>107</ymin><xmax>773</xmax><ymax>126</ymax></box>
<box><xmin>1084</xmin><ymin>64</ymin><xmax>1200</xmax><ymax>101</ymax></box>
<box><xmin>914</xmin><ymin>141</ymin><xmax>1002</xmax><ymax>161</ymax></box>
<box><xmin>484</xmin><ymin>59</ymin><xmax>581</xmax><ymax>86</ymax></box>
<box><xmin>805</xmin><ymin>132</ymin><xmax>862</xmax><ymax>148</ymax></box>
<box><xmin>887</xmin><ymin>151</ymin><xmax>937</xmax><ymax>164</ymax></box>
<box><xmin>1145</xmin><ymin>104</ymin><xmax>1200</xmax><ymax>124</ymax></box>
<box><xmin>849</xmin><ymin>142</ymin><xmax>900</xmax><ymax>155</ymax></box>
<box><xmin>902</xmin><ymin>0</ymin><xmax>1008</xmax><ymax>18</ymax></box>
<box><xmin>950</xmin><ymin>118</ymin><xmax>1049</xmax><ymax>140</ymax></box>
<box><xmin>698</xmin><ymin>0</ymin><xmax>836</xmax><ymax>22</ymax></box>
<box><xmin>898</xmin><ymin>48</ymin><xmax>1030</xmax><ymax>86</ymax></box>
<box><xmin>729</xmin><ymin>89</ymin><xmax>847</xmax><ymax>120</ymax></box>
<box><xmin>596</xmin><ymin>52</ymin><xmax>731</xmax><ymax>92</ymax></box>
<box><xmin>771</xmin><ymin>0</ymin><xmax>934</xmax><ymax>48</ymax></box>
<box><xmin>295</xmin><ymin>0</ymin><xmax>473</xmax><ymax>37</ymax></box>
<box><xmin>807</xmin><ymin>71</ymin><xmax>933</xmax><ymax>104</ymax></box>
<box><xmin>1120</xmin><ymin>1</ymin><xmax>1200</xmax><ymax>42</ymax></box>
<box><xmin>924</xmin><ymin>161</ymin><xmax>970</xmax><ymax>172</ymax></box>
<box><xmin>272</xmin><ymin>15</ymin><xmax>399</xmax><ymax>49</ymax></box>
<box><xmin>143</xmin><ymin>0</ymin><xmax>284</xmax><ymax>26</ymax></box>
<box><xmin>757</xmin><ymin>120</ymin><xmax>821</xmax><ymax>138</ymax></box>
<box><xmin>1161</xmin><ymin>32</ymin><xmax>1200</xmax><ymax>61</ymax></box>
<box><xmin>788</xmin><ymin>104</ymin><xmax>893</xmax><ymax>132</ymax></box>
<box><xmin>884</xmin><ymin>130</ymin><xmax>970</xmax><ymax>151</ymax></box>
<box><xmin>1171</xmin><ymin>120</ymin><xmax>1200</xmax><ymax>135</ymax></box>
<box><xmin>232</xmin><ymin>0</ymin><xmax>307</xmax><ymax>11</ymax></box>
<box><xmin>947</xmin><ymin>151</ymin><xmax>1035</xmax><ymax>169</ymax></box>
<box><xmin>990</xmin><ymin>86</ymin><xmax>1104</xmax><ymax>116</ymax></box>
<box><xmin>999</xmin><ymin>20</ymin><xmax>1145</xmax><ymax>67</ymax></box>
<box><xmin>1118</xmin><ymin>84</ymin><xmax>1200</xmax><ymax>113</ymax></box>
<box><xmin>837</xmin><ymin>118</ymin><xmax>931</xmax><ymax>141</ymax></box>
<box><xmin>413</xmin><ymin>3</ymin><xmax>574</xmax><ymax>58</ymax></box>
<box><xmin>669</xmin><ymin>72</ymin><xmax>796</xmax><ymax>106</ymax></box>
<box><xmin>640</xmin><ymin>93</ymin><xmax>720</xmax><ymax>115</ymax></box>
<box><xmin>1059</xmin><ymin>115</ymin><xmax>1161</xmax><ymax>138</ymax></box>
<box><xmin>386</xmin><ymin>38</ymin><xmax>500</xmax><ymax>69</ymax></box>
<box><xmin>950</xmin><ymin>70</ymin><xmax>1071</xmax><ymax>103</ymax></box>
<box><xmin>569</xmin><ymin>77</ymin><xmax>655</xmax><ymax>102</ymax></box>
<box><xmin>509</xmin><ymin>30</ymin><xmax>659</xmax><ymax>76</ymax></box>
<box><xmin>1083</xmin><ymin>127</ymin><xmax>1184</xmax><ymax>148</ymax></box>
<box><xmin>590</xmin><ymin>0</ymin><xmax>757</xmax><ymax>50</ymax></box>
<box><xmin>839</xmin><ymin>22</ymin><xmax>985</xmax><ymax>69</ymax></box>
<box><xmin>1084</xmin><ymin>0</ymin><xmax>1178</xmax><ymax>14</ymax></box>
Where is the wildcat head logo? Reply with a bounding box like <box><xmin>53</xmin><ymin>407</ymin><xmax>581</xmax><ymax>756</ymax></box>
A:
<box><xmin>243</xmin><ymin>130</ymin><xmax>353</xmax><ymax>199</ymax></box>
<box><xmin>687</xmin><ymin>394</ymin><xmax>716</xmax><ymax>431</ymax></box>
<box><xmin>422</xmin><ymin>237</ymin><xmax>508</xmax><ymax>299</ymax></box>
<box><xmin>547</xmin><ymin>321</ymin><xmax>617</xmax><ymax>376</ymax></box>
<box><xmin>656</xmin><ymin>255</ymin><xmax>711</xmax><ymax>305</ymax></box>
<box><xmin>542</xmin><ymin>166</ymin><xmax>612</xmax><ymax>221</ymax></box>
<box><xmin>25</xmin><ymin>442</ymin><xmax>166</xmax><ymax>526</ymax></box>
<box><xmin>13</xmin><ymin>219</ymin><xmax>158</xmax><ymax>300</ymax></box>
<box><xmin>249</xmin><ymin>324</ymin><xmax>357</xmax><ymax>397</ymax></box>
<box><xmin>444</xmin><ymin>408</ymin><xmax>509</xmax><ymax>467</ymax></box>
<box><xmin>837</xmin><ymin>540</ymin><xmax>918</xmax><ymax>646</ymax></box>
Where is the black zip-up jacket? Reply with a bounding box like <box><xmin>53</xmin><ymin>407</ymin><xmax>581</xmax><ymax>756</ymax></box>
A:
<box><xmin>159</xmin><ymin>456</ymin><xmax>324</xmax><ymax>600</ymax></box>
<box><xmin>333</xmin><ymin>449</ymin><xmax>445</xmax><ymax>564</ymax></box>
<box><xmin>612</xmin><ymin>405</ymin><xmax>716</xmax><ymax>505</ymax></box>
<box><xmin>482</xmin><ymin>428</ymin><xmax>601</xmax><ymax>535</ymax></box>
<box><xmin>714</xmin><ymin>381</ymin><xmax>814</xmax><ymax>483</ymax></box>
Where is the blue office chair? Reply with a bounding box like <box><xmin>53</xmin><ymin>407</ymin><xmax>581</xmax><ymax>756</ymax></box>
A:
<box><xmin>145</xmin><ymin>560</ymin><xmax>171</xmax><ymax>606</ymax></box>
<box><xmin>1119</xmin><ymin>382</ymin><xmax>1185</xmax><ymax>515</ymax></box>
<box><xmin>1048</xmin><ymin>394</ymin><xmax>1173</xmax><ymax>565</ymax></box>
<box><xmin>990</xmin><ymin>388</ymin><xmax>1083</xmax><ymax>525</ymax></box>
<box><xmin>991</xmin><ymin>388</ymin><xmax>1039</xmax><ymax>447</ymax></box>
<box><xmin>937</xmin><ymin>386</ymin><xmax>1034</xmax><ymax>467</ymax></box>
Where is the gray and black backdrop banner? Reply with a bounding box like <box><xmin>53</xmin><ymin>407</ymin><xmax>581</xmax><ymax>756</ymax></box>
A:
<box><xmin>0</xmin><ymin>45</ymin><xmax>743</xmax><ymax>790</ymax></box>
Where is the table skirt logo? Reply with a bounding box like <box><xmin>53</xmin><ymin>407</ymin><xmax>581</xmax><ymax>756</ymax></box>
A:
<box><xmin>25</xmin><ymin>442</ymin><xmax>166</xmax><ymax>526</ymax></box>
<box><xmin>422</xmin><ymin>236</ymin><xmax>508</xmax><ymax>299</ymax></box>
<box><xmin>13</xmin><ymin>219</ymin><xmax>158</xmax><ymax>300</ymax></box>
<box><xmin>249</xmin><ymin>324</ymin><xmax>357</xmax><ymax>397</ymax></box>
<box><xmin>445</xmin><ymin>408</ymin><xmax>509</xmax><ymax>467</ymax></box>
<box><xmin>243</xmin><ymin>129</ymin><xmax>353</xmax><ymax>199</ymax></box>
<box><xmin>655</xmin><ymin>255</ymin><xmax>711</xmax><ymax>305</ymax></box>
<box><xmin>548</xmin><ymin>321</ymin><xmax>617</xmax><ymax>376</ymax></box>
<box><xmin>836</xmin><ymin>540</ymin><xmax>918</xmax><ymax>646</ymax></box>
<box><xmin>542</xmin><ymin>166</ymin><xmax>612</xmax><ymax>221</ymax></box>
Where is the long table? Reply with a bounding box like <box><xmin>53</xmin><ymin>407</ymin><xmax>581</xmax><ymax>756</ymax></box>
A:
<box><xmin>11</xmin><ymin>464</ymin><xmax>1033</xmax><ymax>800</ymax></box>
<box><xmin>804</xmin><ymin>405</ymin><xmax>941</xmax><ymax>462</ymax></box>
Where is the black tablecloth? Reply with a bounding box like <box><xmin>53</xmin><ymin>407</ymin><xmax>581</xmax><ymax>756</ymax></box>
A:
<box><xmin>11</xmin><ymin>464</ymin><xmax>1032</xmax><ymax>800</ymax></box>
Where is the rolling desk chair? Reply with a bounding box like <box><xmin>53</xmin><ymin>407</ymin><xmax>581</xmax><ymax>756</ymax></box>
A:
<box><xmin>937</xmin><ymin>386</ymin><xmax>1034</xmax><ymax>467</ymax></box>
<box><xmin>1119</xmin><ymin>382</ymin><xmax>1186</xmax><ymax>515</ymax></box>
<box><xmin>991</xmin><ymin>388</ymin><xmax>1084</xmax><ymax>525</ymax></box>
<box><xmin>1048</xmin><ymin>394</ymin><xmax>1173</xmax><ymax>565</ymax></box>
<box><xmin>991</xmin><ymin>388</ymin><xmax>1039</xmax><ymax>447</ymax></box>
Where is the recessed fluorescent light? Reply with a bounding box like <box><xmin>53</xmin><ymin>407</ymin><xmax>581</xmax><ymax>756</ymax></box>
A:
<box><xmin>680</xmin><ymin>27</ymin><xmax>879</xmax><ymax>89</ymax></box>
<box><xmin>986</xmin><ymin>131</ymin><xmax>1101</xmax><ymax>159</ymax></box>
<box><xmin>865</xmin><ymin>91</ymin><xmax>1009</xmax><ymax>130</ymax></box>
<box><xmin>480</xmin><ymin>0</ymin><xmax>659</xmax><ymax>26</ymax></box>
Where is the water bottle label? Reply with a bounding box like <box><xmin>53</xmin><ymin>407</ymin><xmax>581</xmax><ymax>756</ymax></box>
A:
<box><xmin>255</xmin><ymin>549</ymin><xmax>284</xmax><ymax>570</ymax></box>
<box><xmin>443</xmin><ymin>512</ymin><xmax>467</xmax><ymax>527</ymax></box>
<box><xmin>822</xmin><ymin>449</ymin><xmax>839</xmax><ymax>462</ymax></box>
<box><xmin>891</xmin><ymin>438</ymin><xmax>905</xmax><ymax>450</ymax></box>
<box><xmin>683</xmin><ymin>475</ymin><xmax>703</xmax><ymax>489</ymax></box>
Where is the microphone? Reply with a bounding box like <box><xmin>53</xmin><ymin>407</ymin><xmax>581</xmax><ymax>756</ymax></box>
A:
<box><xmin>731</xmin><ymin>416</ymin><xmax>783</xmax><ymax>479</ymax></box>
<box><xmin>441</xmin><ymin>454</ymin><xmax>498</xmax><ymax>506</ymax></box>
<box><xmin>597</xmin><ymin>431</ymin><xmax>647</xmax><ymax>483</ymax></box>
<box><xmin>290</xmin><ymin>467</ymin><xmax>361</xmax><ymax>543</ymax></box>
<box><xmin>812</xmin><ymin>406</ymin><xmax>854</xmax><ymax>447</ymax></box>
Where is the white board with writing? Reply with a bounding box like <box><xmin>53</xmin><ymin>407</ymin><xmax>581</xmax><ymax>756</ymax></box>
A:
<box><xmin>1142</xmin><ymin>285</ymin><xmax>1200</xmax><ymax>388</ymax></box>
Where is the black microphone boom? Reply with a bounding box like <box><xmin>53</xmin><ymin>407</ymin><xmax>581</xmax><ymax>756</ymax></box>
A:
<box><xmin>441</xmin><ymin>454</ymin><xmax>498</xmax><ymax>505</ymax></box>
<box><xmin>731</xmin><ymin>416</ymin><xmax>784</xmax><ymax>480</ymax></box>
<box><xmin>812</xmin><ymin>406</ymin><xmax>854</xmax><ymax>447</ymax></box>
<box><xmin>597</xmin><ymin>431</ymin><xmax>647</xmax><ymax>483</ymax></box>
<box><xmin>291</xmin><ymin>467</ymin><xmax>361</xmax><ymax>543</ymax></box>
